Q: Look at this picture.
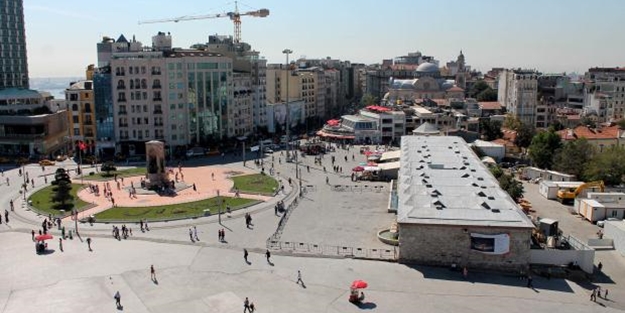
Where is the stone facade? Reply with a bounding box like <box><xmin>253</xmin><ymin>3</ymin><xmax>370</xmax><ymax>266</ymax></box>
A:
<box><xmin>398</xmin><ymin>224</ymin><xmax>531</xmax><ymax>272</ymax></box>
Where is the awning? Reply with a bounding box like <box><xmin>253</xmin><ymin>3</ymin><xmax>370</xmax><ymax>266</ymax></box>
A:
<box><xmin>378</xmin><ymin>161</ymin><xmax>400</xmax><ymax>171</ymax></box>
<box><xmin>316</xmin><ymin>130</ymin><xmax>355</xmax><ymax>140</ymax></box>
<box><xmin>380</xmin><ymin>150</ymin><xmax>401</xmax><ymax>162</ymax></box>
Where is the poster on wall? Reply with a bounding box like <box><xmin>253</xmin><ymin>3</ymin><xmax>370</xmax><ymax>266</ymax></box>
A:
<box><xmin>470</xmin><ymin>233</ymin><xmax>510</xmax><ymax>254</ymax></box>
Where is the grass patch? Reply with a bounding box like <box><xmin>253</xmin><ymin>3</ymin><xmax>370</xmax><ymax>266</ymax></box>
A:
<box><xmin>231</xmin><ymin>173</ymin><xmax>279</xmax><ymax>195</ymax></box>
<box><xmin>94</xmin><ymin>196</ymin><xmax>258</xmax><ymax>221</ymax></box>
<box><xmin>84</xmin><ymin>167</ymin><xmax>146</xmax><ymax>181</ymax></box>
<box><xmin>28</xmin><ymin>183</ymin><xmax>90</xmax><ymax>215</ymax></box>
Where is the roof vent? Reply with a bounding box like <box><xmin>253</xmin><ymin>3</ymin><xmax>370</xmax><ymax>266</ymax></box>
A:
<box><xmin>487</xmin><ymin>196</ymin><xmax>495</xmax><ymax>200</ymax></box>
<box><xmin>481</xmin><ymin>202</ymin><xmax>491</xmax><ymax>209</ymax></box>
<box><xmin>462</xmin><ymin>173</ymin><xmax>470</xmax><ymax>178</ymax></box>
<box><xmin>472</xmin><ymin>183</ymin><xmax>479</xmax><ymax>187</ymax></box>
<box><xmin>491</xmin><ymin>209</ymin><xmax>501</xmax><ymax>213</ymax></box>
<box><xmin>477</xmin><ymin>177</ymin><xmax>484</xmax><ymax>181</ymax></box>
<box><xmin>425</xmin><ymin>184</ymin><xmax>433</xmax><ymax>188</ymax></box>
<box><xmin>477</xmin><ymin>191</ymin><xmax>487</xmax><ymax>197</ymax></box>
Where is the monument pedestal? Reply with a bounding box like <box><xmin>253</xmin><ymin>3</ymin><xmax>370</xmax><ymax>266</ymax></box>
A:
<box><xmin>145</xmin><ymin>140</ymin><xmax>168</xmax><ymax>189</ymax></box>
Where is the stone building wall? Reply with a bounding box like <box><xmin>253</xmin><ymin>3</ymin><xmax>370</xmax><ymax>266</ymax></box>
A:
<box><xmin>398</xmin><ymin>223</ymin><xmax>531</xmax><ymax>272</ymax></box>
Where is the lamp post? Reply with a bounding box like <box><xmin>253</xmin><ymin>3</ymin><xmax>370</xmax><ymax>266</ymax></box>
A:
<box><xmin>282</xmin><ymin>49</ymin><xmax>292</xmax><ymax>162</ymax></box>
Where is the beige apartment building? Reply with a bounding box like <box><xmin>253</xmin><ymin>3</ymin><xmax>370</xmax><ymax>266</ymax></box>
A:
<box><xmin>266</xmin><ymin>65</ymin><xmax>327</xmax><ymax>123</ymax></box>
<box><xmin>65</xmin><ymin>80</ymin><xmax>96</xmax><ymax>153</ymax></box>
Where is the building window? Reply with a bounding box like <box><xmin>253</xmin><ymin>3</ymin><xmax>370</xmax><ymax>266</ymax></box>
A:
<box><xmin>72</xmin><ymin>104</ymin><xmax>79</xmax><ymax>111</ymax></box>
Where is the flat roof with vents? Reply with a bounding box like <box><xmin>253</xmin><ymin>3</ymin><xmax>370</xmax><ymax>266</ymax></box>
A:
<box><xmin>397</xmin><ymin>136</ymin><xmax>534</xmax><ymax>228</ymax></box>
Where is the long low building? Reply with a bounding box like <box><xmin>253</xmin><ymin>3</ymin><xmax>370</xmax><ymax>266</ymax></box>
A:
<box><xmin>397</xmin><ymin>136</ymin><xmax>535</xmax><ymax>272</ymax></box>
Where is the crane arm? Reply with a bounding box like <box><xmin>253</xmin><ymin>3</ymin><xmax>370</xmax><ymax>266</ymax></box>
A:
<box><xmin>138</xmin><ymin>12</ymin><xmax>231</xmax><ymax>25</ymax></box>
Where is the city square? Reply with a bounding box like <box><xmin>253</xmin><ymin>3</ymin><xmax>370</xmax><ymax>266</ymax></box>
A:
<box><xmin>0</xmin><ymin>145</ymin><xmax>623</xmax><ymax>312</ymax></box>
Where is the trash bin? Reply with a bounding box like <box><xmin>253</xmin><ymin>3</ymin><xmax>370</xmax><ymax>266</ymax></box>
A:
<box><xmin>203</xmin><ymin>209</ymin><xmax>211</xmax><ymax>217</ymax></box>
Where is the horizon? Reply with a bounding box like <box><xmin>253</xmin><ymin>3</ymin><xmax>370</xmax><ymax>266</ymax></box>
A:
<box><xmin>24</xmin><ymin>0</ymin><xmax>625</xmax><ymax>77</ymax></box>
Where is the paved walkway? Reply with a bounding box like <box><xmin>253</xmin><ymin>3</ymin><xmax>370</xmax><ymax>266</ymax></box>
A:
<box><xmin>65</xmin><ymin>165</ymin><xmax>272</xmax><ymax>222</ymax></box>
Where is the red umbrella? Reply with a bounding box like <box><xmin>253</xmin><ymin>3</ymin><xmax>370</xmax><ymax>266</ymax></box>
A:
<box><xmin>352</xmin><ymin>166</ymin><xmax>365</xmax><ymax>172</ymax></box>
<box><xmin>364</xmin><ymin>151</ymin><xmax>373</xmax><ymax>156</ymax></box>
<box><xmin>367</xmin><ymin>162</ymin><xmax>377</xmax><ymax>166</ymax></box>
<box><xmin>351</xmin><ymin>280</ymin><xmax>368</xmax><ymax>289</ymax></box>
<box><xmin>35</xmin><ymin>234</ymin><xmax>53</xmax><ymax>241</ymax></box>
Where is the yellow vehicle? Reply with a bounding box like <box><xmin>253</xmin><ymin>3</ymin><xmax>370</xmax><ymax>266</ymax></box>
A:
<box><xmin>556</xmin><ymin>181</ymin><xmax>605</xmax><ymax>204</ymax></box>
<box><xmin>39</xmin><ymin>159</ymin><xmax>55</xmax><ymax>166</ymax></box>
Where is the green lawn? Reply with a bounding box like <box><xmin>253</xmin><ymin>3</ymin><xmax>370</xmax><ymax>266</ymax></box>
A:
<box><xmin>28</xmin><ymin>183</ymin><xmax>90</xmax><ymax>216</ymax></box>
<box><xmin>83</xmin><ymin>167</ymin><xmax>146</xmax><ymax>181</ymax></box>
<box><xmin>231</xmin><ymin>173</ymin><xmax>279</xmax><ymax>195</ymax></box>
<box><xmin>94</xmin><ymin>197</ymin><xmax>258</xmax><ymax>221</ymax></box>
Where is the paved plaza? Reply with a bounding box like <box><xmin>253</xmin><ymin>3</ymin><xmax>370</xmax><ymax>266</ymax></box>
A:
<box><xmin>0</xmin><ymin>145</ymin><xmax>624</xmax><ymax>312</ymax></box>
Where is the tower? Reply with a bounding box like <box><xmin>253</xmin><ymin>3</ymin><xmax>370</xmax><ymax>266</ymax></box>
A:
<box><xmin>455</xmin><ymin>50</ymin><xmax>467</xmax><ymax>89</ymax></box>
<box><xmin>0</xmin><ymin>0</ymin><xmax>29</xmax><ymax>89</ymax></box>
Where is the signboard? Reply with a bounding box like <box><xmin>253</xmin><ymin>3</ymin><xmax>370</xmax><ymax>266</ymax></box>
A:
<box><xmin>470</xmin><ymin>233</ymin><xmax>510</xmax><ymax>254</ymax></box>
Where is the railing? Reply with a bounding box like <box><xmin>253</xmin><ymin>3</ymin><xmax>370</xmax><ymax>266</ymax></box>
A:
<box><xmin>331</xmin><ymin>184</ymin><xmax>386</xmax><ymax>193</ymax></box>
<box><xmin>266</xmin><ymin>240</ymin><xmax>397</xmax><ymax>261</ymax></box>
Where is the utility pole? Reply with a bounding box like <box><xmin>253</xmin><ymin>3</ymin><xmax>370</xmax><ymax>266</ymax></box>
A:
<box><xmin>283</xmin><ymin>49</ymin><xmax>292</xmax><ymax>162</ymax></box>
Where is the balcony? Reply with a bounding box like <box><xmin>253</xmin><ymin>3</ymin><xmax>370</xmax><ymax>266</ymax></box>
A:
<box><xmin>151</xmin><ymin>71</ymin><xmax>161</xmax><ymax>75</ymax></box>
<box><xmin>119</xmin><ymin>123</ymin><xmax>129</xmax><ymax>127</ymax></box>
<box><xmin>152</xmin><ymin>85</ymin><xmax>162</xmax><ymax>89</ymax></box>
<box><xmin>117</xmin><ymin>85</ymin><xmax>126</xmax><ymax>90</ymax></box>
<box><xmin>117</xmin><ymin>98</ymin><xmax>127</xmax><ymax>103</ymax></box>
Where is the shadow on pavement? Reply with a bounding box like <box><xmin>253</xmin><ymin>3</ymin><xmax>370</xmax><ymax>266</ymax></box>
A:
<box><xmin>403</xmin><ymin>264</ymin><xmax>575</xmax><ymax>293</ymax></box>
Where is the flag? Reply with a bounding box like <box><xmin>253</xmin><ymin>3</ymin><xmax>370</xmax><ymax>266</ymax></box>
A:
<box><xmin>78</xmin><ymin>141</ymin><xmax>87</xmax><ymax>151</ymax></box>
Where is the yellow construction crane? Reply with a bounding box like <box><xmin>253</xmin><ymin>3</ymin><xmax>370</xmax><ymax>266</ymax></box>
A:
<box><xmin>138</xmin><ymin>1</ymin><xmax>269</xmax><ymax>43</ymax></box>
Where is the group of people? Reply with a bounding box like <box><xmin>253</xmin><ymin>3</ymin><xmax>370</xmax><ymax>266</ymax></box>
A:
<box><xmin>591</xmin><ymin>285</ymin><xmax>608</xmax><ymax>301</ymax></box>
<box><xmin>112</xmin><ymin>225</ymin><xmax>132</xmax><ymax>240</ymax></box>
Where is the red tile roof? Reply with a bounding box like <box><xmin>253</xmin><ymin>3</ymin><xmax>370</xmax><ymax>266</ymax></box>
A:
<box><xmin>501</xmin><ymin>128</ymin><xmax>517</xmax><ymax>142</ymax></box>
<box><xmin>557</xmin><ymin>125</ymin><xmax>620</xmax><ymax>141</ymax></box>
<box><xmin>447</xmin><ymin>86</ymin><xmax>464</xmax><ymax>92</ymax></box>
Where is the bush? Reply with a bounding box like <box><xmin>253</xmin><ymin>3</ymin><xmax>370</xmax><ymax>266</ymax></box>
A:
<box><xmin>89</xmin><ymin>172</ymin><xmax>95</xmax><ymax>176</ymax></box>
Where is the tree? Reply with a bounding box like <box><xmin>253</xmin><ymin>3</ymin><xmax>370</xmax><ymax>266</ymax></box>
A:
<box><xmin>584</xmin><ymin>146</ymin><xmax>625</xmax><ymax>185</ymax></box>
<box><xmin>51</xmin><ymin>180</ymin><xmax>74</xmax><ymax>210</ymax></box>
<box><xmin>498</xmin><ymin>173</ymin><xmax>524</xmax><ymax>201</ymax></box>
<box><xmin>528</xmin><ymin>129</ymin><xmax>562</xmax><ymax>169</ymax></box>
<box><xmin>476</xmin><ymin>88</ymin><xmax>497</xmax><ymax>101</ymax></box>
<box><xmin>549</xmin><ymin>119</ymin><xmax>565</xmax><ymax>131</ymax></box>
<box><xmin>489</xmin><ymin>165</ymin><xmax>504</xmax><ymax>179</ymax></box>
<box><xmin>503</xmin><ymin>115</ymin><xmax>522</xmax><ymax>130</ymax></box>
<box><xmin>553</xmin><ymin>138</ymin><xmax>595</xmax><ymax>180</ymax></box>
<box><xmin>101</xmin><ymin>162</ymin><xmax>117</xmax><ymax>176</ymax></box>
<box><xmin>514</xmin><ymin>123</ymin><xmax>536</xmax><ymax>149</ymax></box>
<box><xmin>617</xmin><ymin>119</ymin><xmax>625</xmax><ymax>130</ymax></box>
<box><xmin>360</xmin><ymin>93</ymin><xmax>378</xmax><ymax>106</ymax></box>
<box><xmin>479</xmin><ymin>119</ymin><xmax>503</xmax><ymax>141</ymax></box>
<box><xmin>468</xmin><ymin>80</ymin><xmax>489</xmax><ymax>98</ymax></box>
<box><xmin>52</xmin><ymin>168</ymin><xmax>71</xmax><ymax>185</ymax></box>
<box><xmin>580</xmin><ymin>116</ymin><xmax>596</xmax><ymax>128</ymax></box>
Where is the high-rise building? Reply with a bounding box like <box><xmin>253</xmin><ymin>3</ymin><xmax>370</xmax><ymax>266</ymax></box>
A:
<box><xmin>0</xmin><ymin>0</ymin><xmax>29</xmax><ymax>89</ymax></box>
<box><xmin>498</xmin><ymin>69</ymin><xmax>539</xmax><ymax>127</ymax></box>
<box><xmin>583</xmin><ymin>67</ymin><xmax>625</xmax><ymax>122</ymax></box>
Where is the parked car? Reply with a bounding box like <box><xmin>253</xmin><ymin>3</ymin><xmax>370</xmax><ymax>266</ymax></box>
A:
<box><xmin>186</xmin><ymin>147</ymin><xmax>206</xmax><ymax>157</ymax></box>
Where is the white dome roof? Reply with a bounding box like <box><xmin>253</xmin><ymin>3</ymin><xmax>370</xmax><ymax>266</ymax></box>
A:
<box><xmin>416</xmin><ymin>62</ymin><xmax>439</xmax><ymax>73</ymax></box>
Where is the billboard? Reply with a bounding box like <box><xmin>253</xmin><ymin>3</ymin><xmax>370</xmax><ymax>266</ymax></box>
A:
<box><xmin>470</xmin><ymin>233</ymin><xmax>510</xmax><ymax>254</ymax></box>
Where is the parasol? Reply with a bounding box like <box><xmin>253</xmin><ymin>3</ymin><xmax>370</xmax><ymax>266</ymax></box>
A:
<box><xmin>35</xmin><ymin>234</ymin><xmax>53</xmax><ymax>241</ymax></box>
<box><xmin>351</xmin><ymin>280</ymin><xmax>368</xmax><ymax>289</ymax></box>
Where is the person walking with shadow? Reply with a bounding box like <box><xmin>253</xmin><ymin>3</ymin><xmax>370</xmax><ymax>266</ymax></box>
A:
<box><xmin>151</xmin><ymin>265</ymin><xmax>156</xmax><ymax>281</ymax></box>
<box><xmin>243</xmin><ymin>297</ymin><xmax>251</xmax><ymax>313</ymax></box>
<box><xmin>526</xmin><ymin>275</ymin><xmax>533</xmax><ymax>288</ymax></box>
<box><xmin>296</xmin><ymin>270</ymin><xmax>305</xmax><ymax>287</ymax></box>
<box><xmin>265</xmin><ymin>249</ymin><xmax>271</xmax><ymax>263</ymax></box>
<box><xmin>244</xmin><ymin>249</ymin><xmax>249</xmax><ymax>263</ymax></box>
<box><xmin>86</xmin><ymin>238</ymin><xmax>92</xmax><ymax>251</ymax></box>
<box><xmin>114</xmin><ymin>291</ymin><xmax>121</xmax><ymax>308</ymax></box>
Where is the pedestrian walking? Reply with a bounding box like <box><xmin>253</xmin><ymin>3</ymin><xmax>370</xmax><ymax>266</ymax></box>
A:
<box><xmin>189</xmin><ymin>228</ymin><xmax>195</xmax><ymax>242</ymax></box>
<box><xmin>526</xmin><ymin>275</ymin><xmax>533</xmax><ymax>288</ymax></box>
<box><xmin>150</xmin><ymin>265</ymin><xmax>156</xmax><ymax>281</ymax></box>
<box><xmin>605</xmin><ymin>288</ymin><xmax>609</xmax><ymax>299</ymax></box>
<box><xmin>265</xmin><ymin>249</ymin><xmax>271</xmax><ymax>263</ymax></box>
<box><xmin>218</xmin><ymin>229</ymin><xmax>222</xmax><ymax>241</ymax></box>
<box><xmin>244</xmin><ymin>248</ymin><xmax>249</xmax><ymax>263</ymax></box>
<box><xmin>4</xmin><ymin>209</ymin><xmax>8</xmax><ymax>223</ymax></box>
<box><xmin>10</xmin><ymin>199</ymin><xmax>14</xmax><ymax>211</ymax></box>
<box><xmin>463</xmin><ymin>267</ymin><xmax>468</xmax><ymax>279</ymax></box>
<box><xmin>114</xmin><ymin>291</ymin><xmax>121</xmax><ymax>307</ymax></box>
<box><xmin>59</xmin><ymin>238</ymin><xmax>63</xmax><ymax>252</ymax></box>
<box><xmin>193</xmin><ymin>226</ymin><xmax>199</xmax><ymax>241</ymax></box>
<box><xmin>591</xmin><ymin>288</ymin><xmax>596</xmax><ymax>301</ymax></box>
<box><xmin>296</xmin><ymin>270</ymin><xmax>304</xmax><ymax>285</ymax></box>
<box><xmin>31</xmin><ymin>229</ymin><xmax>35</xmax><ymax>241</ymax></box>
<box><xmin>192</xmin><ymin>183</ymin><xmax>197</xmax><ymax>192</ymax></box>
<box><xmin>598</xmin><ymin>262</ymin><xmax>603</xmax><ymax>272</ymax></box>
<box><xmin>243</xmin><ymin>297</ymin><xmax>251</xmax><ymax>313</ymax></box>
<box><xmin>86</xmin><ymin>238</ymin><xmax>92</xmax><ymax>251</ymax></box>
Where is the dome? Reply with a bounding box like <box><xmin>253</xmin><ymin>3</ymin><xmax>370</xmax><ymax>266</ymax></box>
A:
<box><xmin>416</xmin><ymin>62</ymin><xmax>439</xmax><ymax>73</ymax></box>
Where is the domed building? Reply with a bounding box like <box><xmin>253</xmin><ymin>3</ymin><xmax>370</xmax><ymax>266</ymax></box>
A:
<box><xmin>385</xmin><ymin>62</ymin><xmax>465</xmax><ymax>104</ymax></box>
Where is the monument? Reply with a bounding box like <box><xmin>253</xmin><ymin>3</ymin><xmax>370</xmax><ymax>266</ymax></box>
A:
<box><xmin>145</xmin><ymin>141</ymin><xmax>168</xmax><ymax>188</ymax></box>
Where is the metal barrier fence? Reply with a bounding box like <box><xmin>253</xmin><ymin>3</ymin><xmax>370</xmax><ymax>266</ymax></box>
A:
<box><xmin>266</xmin><ymin>239</ymin><xmax>397</xmax><ymax>261</ymax></box>
<box><xmin>331</xmin><ymin>184</ymin><xmax>386</xmax><ymax>193</ymax></box>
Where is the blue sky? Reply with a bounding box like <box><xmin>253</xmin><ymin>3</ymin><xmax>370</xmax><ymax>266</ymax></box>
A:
<box><xmin>25</xmin><ymin>0</ymin><xmax>624</xmax><ymax>77</ymax></box>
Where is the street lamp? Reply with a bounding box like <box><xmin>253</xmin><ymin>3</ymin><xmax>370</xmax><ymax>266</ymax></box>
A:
<box><xmin>282</xmin><ymin>49</ymin><xmax>292</xmax><ymax>162</ymax></box>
